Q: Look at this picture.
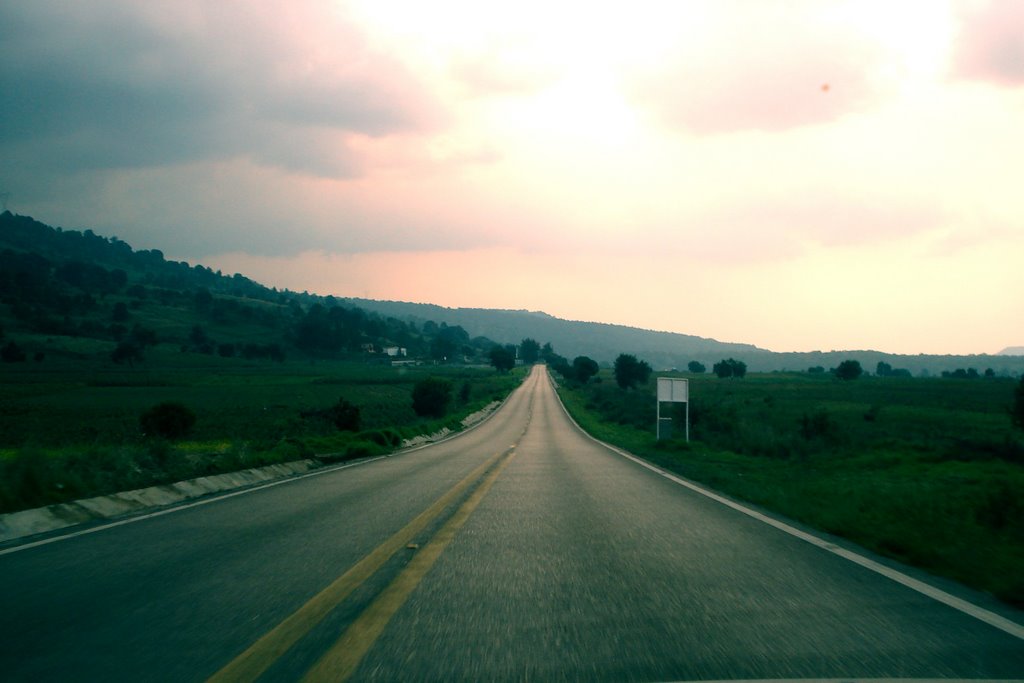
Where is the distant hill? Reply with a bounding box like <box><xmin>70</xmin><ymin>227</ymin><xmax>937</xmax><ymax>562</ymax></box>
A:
<box><xmin>0</xmin><ymin>212</ymin><xmax>498</xmax><ymax>364</ymax></box>
<box><xmin>3</xmin><ymin>211</ymin><xmax>1021</xmax><ymax>377</ymax></box>
<box><xmin>341</xmin><ymin>298</ymin><xmax>770</xmax><ymax>370</ymax></box>
<box><xmin>344</xmin><ymin>298</ymin><xmax>1024</xmax><ymax>377</ymax></box>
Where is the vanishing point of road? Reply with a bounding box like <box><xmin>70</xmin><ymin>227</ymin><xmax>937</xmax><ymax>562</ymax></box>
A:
<box><xmin>2</xmin><ymin>365</ymin><xmax>1022</xmax><ymax>681</ymax></box>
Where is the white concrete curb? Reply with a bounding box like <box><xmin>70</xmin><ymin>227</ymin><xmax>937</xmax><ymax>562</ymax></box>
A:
<box><xmin>0</xmin><ymin>399</ymin><xmax>508</xmax><ymax>546</ymax></box>
<box><xmin>0</xmin><ymin>460</ymin><xmax>320</xmax><ymax>544</ymax></box>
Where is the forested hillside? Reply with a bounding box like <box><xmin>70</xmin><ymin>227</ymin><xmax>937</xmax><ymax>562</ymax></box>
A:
<box><xmin>346</xmin><ymin>298</ymin><xmax>1024</xmax><ymax>376</ymax></box>
<box><xmin>0</xmin><ymin>212</ymin><xmax>503</xmax><ymax>366</ymax></box>
<box><xmin>2</xmin><ymin>211</ymin><xmax>1020</xmax><ymax>377</ymax></box>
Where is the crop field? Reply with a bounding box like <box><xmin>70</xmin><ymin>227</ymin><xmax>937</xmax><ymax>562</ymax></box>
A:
<box><xmin>0</xmin><ymin>348</ymin><xmax>523</xmax><ymax>514</ymax></box>
<box><xmin>557</xmin><ymin>371</ymin><xmax>1024</xmax><ymax>606</ymax></box>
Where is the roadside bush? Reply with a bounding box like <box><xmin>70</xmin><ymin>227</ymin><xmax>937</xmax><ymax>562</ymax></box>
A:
<box><xmin>0</xmin><ymin>449</ymin><xmax>54</xmax><ymax>511</ymax></box>
<box><xmin>360</xmin><ymin>428</ymin><xmax>402</xmax><ymax>448</ymax></box>
<box><xmin>140</xmin><ymin>402</ymin><xmax>197</xmax><ymax>440</ymax></box>
<box><xmin>412</xmin><ymin>376</ymin><xmax>452</xmax><ymax>418</ymax></box>
<box><xmin>326</xmin><ymin>397</ymin><xmax>361</xmax><ymax>431</ymax></box>
<box><xmin>800</xmin><ymin>410</ymin><xmax>837</xmax><ymax>441</ymax></box>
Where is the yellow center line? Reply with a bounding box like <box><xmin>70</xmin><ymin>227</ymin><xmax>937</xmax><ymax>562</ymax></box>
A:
<box><xmin>301</xmin><ymin>446</ymin><xmax>518</xmax><ymax>682</ymax></box>
<box><xmin>207</xmin><ymin>448</ymin><xmax>509</xmax><ymax>683</ymax></box>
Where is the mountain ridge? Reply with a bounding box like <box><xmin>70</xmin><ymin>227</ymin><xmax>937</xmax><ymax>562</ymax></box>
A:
<box><xmin>342</xmin><ymin>298</ymin><xmax>1024</xmax><ymax>376</ymax></box>
<box><xmin>2</xmin><ymin>211</ymin><xmax>1020</xmax><ymax>376</ymax></box>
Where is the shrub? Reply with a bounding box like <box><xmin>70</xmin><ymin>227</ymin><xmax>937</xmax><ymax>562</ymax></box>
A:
<box><xmin>2</xmin><ymin>341</ymin><xmax>27</xmax><ymax>363</ymax></box>
<box><xmin>360</xmin><ymin>428</ymin><xmax>402</xmax><ymax>448</ymax></box>
<box><xmin>412</xmin><ymin>376</ymin><xmax>453</xmax><ymax>418</ymax></box>
<box><xmin>326</xmin><ymin>398</ymin><xmax>361</xmax><ymax>432</ymax></box>
<box><xmin>111</xmin><ymin>341</ymin><xmax>143</xmax><ymax>366</ymax></box>
<box><xmin>140</xmin><ymin>402</ymin><xmax>197</xmax><ymax>440</ymax></box>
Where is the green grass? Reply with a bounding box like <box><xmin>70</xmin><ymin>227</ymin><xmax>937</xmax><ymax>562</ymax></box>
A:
<box><xmin>557</xmin><ymin>371</ymin><xmax>1024</xmax><ymax>606</ymax></box>
<box><xmin>0</xmin><ymin>349</ymin><xmax>524</xmax><ymax>514</ymax></box>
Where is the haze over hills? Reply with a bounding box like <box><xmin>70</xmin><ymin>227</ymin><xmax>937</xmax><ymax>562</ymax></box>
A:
<box><xmin>341</xmin><ymin>298</ymin><xmax>768</xmax><ymax>370</ymax></box>
<box><xmin>1</xmin><ymin>211</ymin><xmax>1021</xmax><ymax>376</ymax></box>
<box><xmin>344</xmin><ymin>299</ymin><xmax>1024</xmax><ymax>376</ymax></box>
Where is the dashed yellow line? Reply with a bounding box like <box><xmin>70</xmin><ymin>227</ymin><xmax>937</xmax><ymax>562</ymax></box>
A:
<box><xmin>207</xmin><ymin>448</ymin><xmax>510</xmax><ymax>683</ymax></box>
<box><xmin>301</xmin><ymin>445</ymin><xmax>517</xmax><ymax>682</ymax></box>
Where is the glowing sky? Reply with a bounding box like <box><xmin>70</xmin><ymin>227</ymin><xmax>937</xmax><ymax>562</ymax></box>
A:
<box><xmin>1</xmin><ymin>0</ymin><xmax>1022</xmax><ymax>354</ymax></box>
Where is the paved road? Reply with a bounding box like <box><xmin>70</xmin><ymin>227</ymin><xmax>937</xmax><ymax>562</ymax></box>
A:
<box><xmin>2</xmin><ymin>365</ymin><xmax>1022</xmax><ymax>681</ymax></box>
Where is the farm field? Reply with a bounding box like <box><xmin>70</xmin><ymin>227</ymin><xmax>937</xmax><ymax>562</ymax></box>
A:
<box><xmin>556</xmin><ymin>371</ymin><xmax>1024</xmax><ymax>606</ymax></box>
<box><xmin>0</xmin><ymin>347</ymin><xmax>523</xmax><ymax>515</ymax></box>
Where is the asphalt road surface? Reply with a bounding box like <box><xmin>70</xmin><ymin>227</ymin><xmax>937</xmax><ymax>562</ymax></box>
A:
<box><xmin>2</xmin><ymin>365</ymin><xmax>1022</xmax><ymax>681</ymax></box>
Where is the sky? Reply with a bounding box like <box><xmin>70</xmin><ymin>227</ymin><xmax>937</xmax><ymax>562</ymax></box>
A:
<box><xmin>1</xmin><ymin>0</ymin><xmax>1022</xmax><ymax>355</ymax></box>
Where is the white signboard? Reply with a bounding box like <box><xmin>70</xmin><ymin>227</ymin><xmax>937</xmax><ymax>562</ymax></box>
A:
<box><xmin>657</xmin><ymin>377</ymin><xmax>689</xmax><ymax>403</ymax></box>
<box><xmin>656</xmin><ymin>377</ymin><xmax>689</xmax><ymax>442</ymax></box>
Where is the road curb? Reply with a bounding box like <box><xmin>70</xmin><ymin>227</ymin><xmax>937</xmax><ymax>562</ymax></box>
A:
<box><xmin>0</xmin><ymin>459</ymin><xmax>322</xmax><ymax>544</ymax></box>
<box><xmin>0</xmin><ymin>396</ymin><xmax>513</xmax><ymax>547</ymax></box>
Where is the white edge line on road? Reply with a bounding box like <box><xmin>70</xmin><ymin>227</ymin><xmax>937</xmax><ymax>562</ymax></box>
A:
<box><xmin>549</xmin><ymin>373</ymin><xmax>1024</xmax><ymax>642</ymax></box>
<box><xmin>0</xmin><ymin>455</ymin><xmax>388</xmax><ymax>557</ymax></box>
<box><xmin>0</xmin><ymin>373</ymin><xmax>526</xmax><ymax>558</ymax></box>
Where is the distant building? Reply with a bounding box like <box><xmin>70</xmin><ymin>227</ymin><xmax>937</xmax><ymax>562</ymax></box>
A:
<box><xmin>384</xmin><ymin>347</ymin><xmax>407</xmax><ymax>357</ymax></box>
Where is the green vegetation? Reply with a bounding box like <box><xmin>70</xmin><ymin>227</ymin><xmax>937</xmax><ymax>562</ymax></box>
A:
<box><xmin>139</xmin><ymin>401</ymin><xmax>197</xmax><ymax>440</ymax></box>
<box><xmin>613</xmin><ymin>353</ymin><xmax>651</xmax><ymax>389</ymax></box>
<box><xmin>835</xmin><ymin>359</ymin><xmax>864</xmax><ymax>381</ymax></box>
<box><xmin>713</xmin><ymin>357</ymin><xmax>747</xmax><ymax>379</ymax></box>
<box><xmin>0</xmin><ymin>212</ymin><xmax>515</xmax><ymax>370</ymax></box>
<box><xmin>557</xmin><ymin>369</ymin><xmax>1024</xmax><ymax>606</ymax></box>
<box><xmin>412</xmin><ymin>376</ymin><xmax>453</xmax><ymax>418</ymax></box>
<box><xmin>489</xmin><ymin>345</ymin><xmax>516</xmax><ymax>373</ymax></box>
<box><xmin>0</xmin><ymin>212</ymin><xmax>551</xmax><ymax>517</ymax></box>
<box><xmin>0</xmin><ymin>355</ymin><xmax>523</xmax><ymax>514</ymax></box>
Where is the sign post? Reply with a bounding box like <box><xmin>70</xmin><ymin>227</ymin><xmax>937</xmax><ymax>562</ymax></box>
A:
<box><xmin>656</xmin><ymin>377</ymin><xmax>689</xmax><ymax>442</ymax></box>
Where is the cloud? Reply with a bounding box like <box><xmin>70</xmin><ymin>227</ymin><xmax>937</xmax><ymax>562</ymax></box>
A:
<box><xmin>627</xmin><ymin>5</ymin><xmax>881</xmax><ymax>135</ymax></box>
<box><xmin>450</xmin><ymin>49</ymin><xmax>560</xmax><ymax>98</ymax></box>
<box><xmin>0</xmin><ymin>1</ymin><xmax>441</xmax><ymax>179</ymax></box>
<box><xmin>952</xmin><ymin>0</ymin><xmax>1024</xmax><ymax>86</ymax></box>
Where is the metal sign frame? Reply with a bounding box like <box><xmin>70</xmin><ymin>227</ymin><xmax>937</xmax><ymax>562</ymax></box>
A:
<box><xmin>656</xmin><ymin>377</ymin><xmax>689</xmax><ymax>442</ymax></box>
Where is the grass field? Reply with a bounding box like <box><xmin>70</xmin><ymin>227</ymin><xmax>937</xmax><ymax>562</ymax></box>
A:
<box><xmin>556</xmin><ymin>371</ymin><xmax>1024</xmax><ymax>606</ymax></box>
<box><xmin>0</xmin><ymin>345</ymin><xmax>523</xmax><ymax>514</ymax></box>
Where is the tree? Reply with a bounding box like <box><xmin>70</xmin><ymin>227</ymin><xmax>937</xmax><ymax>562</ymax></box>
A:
<box><xmin>1014</xmin><ymin>376</ymin><xmax>1024</xmax><ymax>431</ymax></box>
<box><xmin>835</xmin><ymin>359</ymin><xmax>863</xmax><ymax>381</ymax></box>
<box><xmin>572</xmin><ymin>356</ymin><xmax>599</xmax><ymax>384</ymax></box>
<box><xmin>519</xmin><ymin>338</ymin><xmax>541</xmax><ymax>364</ymax></box>
<box><xmin>687</xmin><ymin>361</ymin><xmax>706</xmax><ymax>374</ymax></box>
<box><xmin>489</xmin><ymin>345</ymin><xmax>515</xmax><ymax>373</ymax></box>
<box><xmin>1</xmin><ymin>341</ymin><xmax>27</xmax><ymax>363</ymax></box>
<box><xmin>112</xmin><ymin>302</ymin><xmax>130</xmax><ymax>322</ymax></box>
<box><xmin>140</xmin><ymin>402</ymin><xmax>196</xmax><ymax>440</ymax></box>
<box><xmin>412</xmin><ymin>377</ymin><xmax>452</xmax><ymax>418</ymax></box>
<box><xmin>876</xmin><ymin>361</ymin><xmax>892</xmax><ymax>377</ymax></box>
<box><xmin>614</xmin><ymin>353</ymin><xmax>651</xmax><ymax>389</ymax></box>
<box><xmin>430</xmin><ymin>324</ymin><xmax>469</xmax><ymax>361</ymax></box>
<box><xmin>111</xmin><ymin>341</ymin><xmax>143</xmax><ymax>366</ymax></box>
<box><xmin>713</xmin><ymin>358</ymin><xmax>746</xmax><ymax>379</ymax></box>
<box><xmin>194</xmin><ymin>288</ymin><xmax>213</xmax><ymax>312</ymax></box>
